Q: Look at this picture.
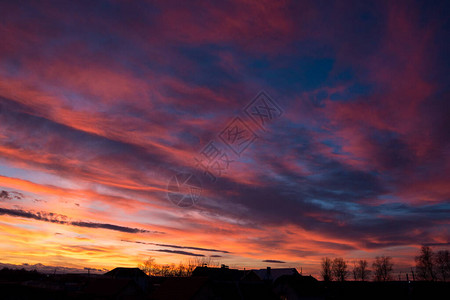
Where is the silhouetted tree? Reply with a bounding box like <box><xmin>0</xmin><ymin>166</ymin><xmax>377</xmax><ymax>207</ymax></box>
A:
<box><xmin>359</xmin><ymin>259</ymin><xmax>370</xmax><ymax>281</ymax></box>
<box><xmin>191</xmin><ymin>256</ymin><xmax>220</xmax><ymax>268</ymax></box>
<box><xmin>435</xmin><ymin>250</ymin><xmax>450</xmax><ymax>282</ymax></box>
<box><xmin>183</xmin><ymin>260</ymin><xmax>197</xmax><ymax>276</ymax></box>
<box><xmin>332</xmin><ymin>257</ymin><xmax>348</xmax><ymax>282</ymax></box>
<box><xmin>139</xmin><ymin>257</ymin><xmax>158</xmax><ymax>276</ymax></box>
<box><xmin>352</xmin><ymin>261</ymin><xmax>358</xmax><ymax>281</ymax></box>
<box><xmin>352</xmin><ymin>259</ymin><xmax>370</xmax><ymax>281</ymax></box>
<box><xmin>0</xmin><ymin>267</ymin><xmax>41</xmax><ymax>281</ymax></box>
<box><xmin>321</xmin><ymin>257</ymin><xmax>333</xmax><ymax>281</ymax></box>
<box><xmin>373</xmin><ymin>256</ymin><xmax>393</xmax><ymax>281</ymax></box>
<box><xmin>139</xmin><ymin>256</ymin><xmax>217</xmax><ymax>277</ymax></box>
<box><xmin>160</xmin><ymin>264</ymin><xmax>174</xmax><ymax>276</ymax></box>
<box><xmin>415</xmin><ymin>246</ymin><xmax>436</xmax><ymax>281</ymax></box>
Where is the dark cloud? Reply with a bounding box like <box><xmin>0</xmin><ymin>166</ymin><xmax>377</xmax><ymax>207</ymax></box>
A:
<box><xmin>121</xmin><ymin>239</ymin><xmax>229</xmax><ymax>254</ymax></box>
<box><xmin>0</xmin><ymin>190</ymin><xmax>23</xmax><ymax>201</ymax></box>
<box><xmin>150</xmin><ymin>249</ymin><xmax>205</xmax><ymax>257</ymax></box>
<box><xmin>59</xmin><ymin>245</ymin><xmax>109</xmax><ymax>253</ymax></box>
<box><xmin>0</xmin><ymin>207</ymin><xmax>159</xmax><ymax>234</ymax></box>
<box><xmin>70</xmin><ymin>221</ymin><xmax>150</xmax><ymax>234</ymax></box>
<box><xmin>424</xmin><ymin>242</ymin><xmax>450</xmax><ymax>247</ymax></box>
<box><xmin>0</xmin><ymin>190</ymin><xmax>11</xmax><ymax>201</ymax></box>
<box><xmin>262</xmin><ymin>260</ymin><xmax>286</xmax><ymax>264</ymax></box>
<box><xmin>197</xmin><ymin>161</ymin><xmax>449</xmax><ymax>250</ymax></box>
<box><xmin>33</xmin><ymin>199</ymin><xmax>47</xmax><ymax>203</ymax></box>
<box><xmin>0</xmin><ymin>207</ymin><xmax>67</xmax><ymax>224</ymax></box>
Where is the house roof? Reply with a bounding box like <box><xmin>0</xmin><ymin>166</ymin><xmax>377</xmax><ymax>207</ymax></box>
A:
<box><xmin>274</xmin><ymin>274</ymin><xmax>321</xmax><ymax>297</ymax></box>
<box><xmin>252</xmin><ymin>268</ymin><xmax>299</xmax><ymax>281</ymax></box>
<box><xmin>192</xmin><ymin>266</ymin><xmax>245</xmax><ymax>281</ymax></box>
<box><xmin>83</xmin><ymin>278</ymin><xmax>138</xmax><ymax>297</ymax></box>
<box><xmin>104</xmin><ymin>267</ymin><xmax>148</xmax><ymax>278</ymax></box>
<box><xmin>151</xmin><ymin>276</ymin><xmax>210</xmax><ymax>300</ymax></box>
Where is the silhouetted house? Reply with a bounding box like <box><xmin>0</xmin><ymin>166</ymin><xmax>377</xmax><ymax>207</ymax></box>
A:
<box><xmin>241</xmin><ymin>270</ymin><xmax>262</xmax><ymax>282</ymax></box>
<box><xmin>150</xmin><ymin>276</ymin><xmax>274</xmax><ymax>300</ymax></box>
<box><xmin>82</xmin><ymin>277</ymin><xmax>146</xmax><ymax>300</ymax></box>
<box><xmin>273</xmin><ymin>274</ymin><xmax>324</xmax><ymax>300</ymax></box>
<box><xmin>104</xmin><ymin>267</ymin><xmax>149</xmax><ymax>292</ymax></box>
<box><xmin>188</xmin><ymin>266</ymin><xmax>276</xmax><ymax>300</ymax></box>
<box><xmin>252</xmin><ymin>267</ymin><xmax>299</xmax><ymax>282</ymax></box>
<box><xmin>192</xmin><ymin>265</ymin><xmax>246</xmax><ymax>281</ymax></box>
<box><xmin>150</xmin><ymin>277</ymin><xmax>213</xmax><ymax>300</ymax></box>
<box><xmin>239</xmin><ymin>280</ymin><xmax>277</xmax><ymax>300</ymax></box>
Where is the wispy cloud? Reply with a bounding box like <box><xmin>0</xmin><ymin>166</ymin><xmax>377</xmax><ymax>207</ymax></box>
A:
<box><xmin>262</xmin><ymin>260</ymin><xmax>286</xmax><ymax>264</ymax></box>
<box><xmin>150</xmin><ymin>249</ymin><xmax>205</xmax><ymax>257</ymax></box>
<box><xmin>122</xmin><ymin>239</ymin><xmax>229</xmax><ymax>254</ymax></box>
<box><xmin>0</xmin><ymin>207</ymin><xmax>161</xmax><ymax>234</ymax></box>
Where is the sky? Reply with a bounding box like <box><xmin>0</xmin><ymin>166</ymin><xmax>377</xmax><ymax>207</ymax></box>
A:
<box><xmin>0</xmin><ymin>0</ymin><xmax>449</xmax><ymax>277</ymax></box>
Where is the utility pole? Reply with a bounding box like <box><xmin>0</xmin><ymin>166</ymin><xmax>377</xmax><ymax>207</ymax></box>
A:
<box><xmin>85</xmin><ymin>267</ymin><xmax>92</xmax><ymax>278</ymax></box>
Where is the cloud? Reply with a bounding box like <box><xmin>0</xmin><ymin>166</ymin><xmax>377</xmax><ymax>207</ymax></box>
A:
<box><xmin>0</xmin><ymin>190</ymin><xmax>11</xmax><ymax>201</ymax></box>
<box><xmin>150</xmin><ymin>249</ymin><xmax>205</xmax><ymax>257</ymax></box>
<box><xmin>121</xmin><ymin>239</ymin><xmax>229</xmax><ymax>254</ymax></box>
<box><xmin>70</xmin><ymin>221</ymin><xmax>151</xmax><ymax>234</ymax></box>
<box><xmin>0</xmin><ymin>190</ymin><xmax>23</xmax><ymax>201</ymax></box>
<box><xmin>0</xmin><ymin>207</ymin><xmax>160</xmax><ymax>234</ymax></box>
<box><xmin>424</xmin><ymin>242</ymin><xmax>450</xmax><ymax>247</ymax></box>
<box><xmin>262</xmin><ymin>260</ymin><xmax>286</xmax><ymax>264</ymax></box>
<box><xmin>0</xmin><ymin>207</ymin><xmax>67</xmax><ymax>224</ymax></box>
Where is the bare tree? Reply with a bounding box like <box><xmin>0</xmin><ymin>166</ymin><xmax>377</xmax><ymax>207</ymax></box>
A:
<box><xmin>184</xmin><ymin>260</ymin><xmax>196</xmax><ymax>276</ymax></box>
<box><xmin>139</xmin><ymin>257</ymin><xmax>202</xmax><ymax>277</ymax></box>
<box><xmin>138</xmin><ymin>257</ymin><xmax>159</xmax><ymax>276</ymax></box>
<box><xmin>415</xmin><ymin>246</ymin><xmax>436</xmax><ymax>281</ymax></box>
<box><xmin>356</xmin><ymin>259</ymin><xmax>370</xmax><ymax>281</ymax></box>
<box><xmin>435</xmin><ymin>250</ymin><xmax>449</xmax><ymax>282</ymax></box>
<box><xmin>352</xmin><ymin>261</ymin><xmax>359</xmax><ymax>281</ymax></box>
<box><xmin>159</xmin><ymin>264</ymin><xmax>175</xmax><ymax>277</ymax></box>
<box><xmin>332</xmin><ymin>257</ymin><xmax>348</xmax><ymax>282</ymax></box>
<box><xmin>321</xmin><ymin>257</ymin><xmax>333</xmax><ymax>281</ymax></box>
<box><xmin>373</xmin><ymin>256</ymin><xmax>393</xmax><ymax>281</ymax></box>
<box><xmin>191</xmin><ymin>256</ymin><xmax>220</xmax><ymax>268</ymax></box>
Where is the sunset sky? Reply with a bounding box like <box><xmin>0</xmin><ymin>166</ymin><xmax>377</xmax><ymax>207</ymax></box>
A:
<box><xmin>0</xmin><ymin>0</ymin><xmax>449</xmax><ymax>277</ymax></box>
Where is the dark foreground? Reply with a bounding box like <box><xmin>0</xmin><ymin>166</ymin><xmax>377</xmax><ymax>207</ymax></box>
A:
<box><xmin>1</xmin><ymin>267</ymin><xmax>448</xmax><ymax>300</ymax></box>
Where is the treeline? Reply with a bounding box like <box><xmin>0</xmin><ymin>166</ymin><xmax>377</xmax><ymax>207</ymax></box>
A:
<box><xmin>321</xmin><ymin>246</ymin><xmax>449</xmax><ymax>282</ymax></box>
<box><xmin>0</xmin><ymin>267</ymin><xmax>42</xmax><ymax>281</ymax></box>
<box><xmin>321</xmin><ymin>256</ymin><xmax>393</xmax><ymax>282</ymax></box>
<box><xmin>415</xmin><ymin>246</ymin><xmax>449</xmax><ymax>281</ymax></box>
<box><xmin>137</xmin><ymin>256</ymin><xmax>220</xmax><ymax>277</ymax></box>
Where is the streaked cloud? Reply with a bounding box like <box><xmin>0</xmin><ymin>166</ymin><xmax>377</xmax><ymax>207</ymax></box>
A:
<box><xmin>263</xmin><ymin>260</ymin><xmax>286</xmax><ymax>264</ymax></box>
<box><xmin>150</xmin><ymin>249</ymin><xmax>206</xmax><ymax>257</ymax></box>
<box><xmin>122</xmin><ymin>239</ymin><xmax>229</xmax><ymax>254</ymax></box>
<box><xmin>0</xmin><ymin>207</ymin><xmax>161</xmax><ymax>234</ymax></box>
